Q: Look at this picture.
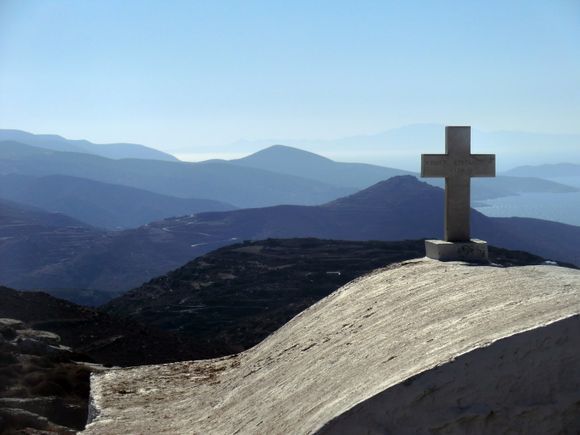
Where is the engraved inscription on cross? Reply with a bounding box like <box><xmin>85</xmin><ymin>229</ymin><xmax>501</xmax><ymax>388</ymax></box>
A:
<box><xmin>421</xmin><ymin>126</ymin><xmax>495</xmax><ymax>242</ymax></box>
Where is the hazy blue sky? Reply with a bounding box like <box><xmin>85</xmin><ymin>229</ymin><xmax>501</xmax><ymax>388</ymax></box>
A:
<box><xmin>1</xmin><ymin>0</ymin><xmax>579</xmax><ymax>157</ymax></box>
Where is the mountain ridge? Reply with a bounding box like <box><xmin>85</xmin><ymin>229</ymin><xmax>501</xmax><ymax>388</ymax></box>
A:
<box><xmin>231</xmin><ymin>145</ymin><xmax>579</xmax><ymax>199</ymax></box>
<box><xmin>0</xmin><ymin>129</ymin><xmax>178</xmax><ymax>161</ymax></box>
<box><xmin>0</xmin><ymin>141</ymin><xmax>351</xmax><ymax>208</ymax></box>
<box><xmin>245</xmin><ymin>145</ymin><xmax>580</xmax><ymax>201</ymax></box>
<box><xmin>231</xmin><ymin>144</ymin><xmax>413</xmax><ymax>189</ymax></box>
<box><xmin>505</xmin><ymin>163</ymin><xmax>580</xmax><ymax>178</ymax></box>
<box><xmin>1</xmin><ymin>140</ymin><xmax>577</xmax><ymax>214</ymax></box>
<box><xmin>0</xmin><ymin>196</ymin><xmax>90</xmax><ymax>229</ymax></box>
<box><xmin>229</xmin><ymin>124</ymin><xmax>580</xmax><ymax>169</ymax></box>
<box><xmin>2</xmin><ymin>175</ymin><xmax>579</xmax><ymax>295</ymax></box>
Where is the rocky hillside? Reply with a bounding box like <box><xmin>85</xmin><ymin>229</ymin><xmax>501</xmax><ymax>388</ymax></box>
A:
<box><xmin>0</xmin><ymin>198</ymin><xmax>106</xmax><ymax>301</ymax></box>
<box><xmin>84</xmin><ymin>259</ymin><xmax>580</xmax><ymax>434</ymax></box>
<box><xmin>104</xmin><ymin>238</ymin><xmax>557</xmax><ymax>359</ymax></box>
<box><xmin>0</xmin><ymin>287</ymin><xmax>209</xmax><ymax>367</ymax></box>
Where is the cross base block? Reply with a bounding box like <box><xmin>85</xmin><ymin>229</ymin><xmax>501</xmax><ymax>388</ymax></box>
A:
<box><xmin>425</xmin><ymin>239</ymin><xmax>489</xmax><ymax>262</ymax></box>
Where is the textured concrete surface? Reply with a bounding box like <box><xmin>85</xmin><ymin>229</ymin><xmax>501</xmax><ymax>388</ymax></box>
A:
<box><xmin>84</xmin><ymin>259</ymin><xmax>580</xmax><ymax>435</ymax></box>
<box><xmin>319</xmin><ymin>315</ymin><xmax>580</xmax><ymax>434</ymax></box>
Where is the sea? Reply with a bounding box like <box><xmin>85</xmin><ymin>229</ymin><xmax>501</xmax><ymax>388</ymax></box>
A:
<box><xmin>475</xmin><ymin>191</ymin><xmax>580</xmax><ymax>227</ymax></box>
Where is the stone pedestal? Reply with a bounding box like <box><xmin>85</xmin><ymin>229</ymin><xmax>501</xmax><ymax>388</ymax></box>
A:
<box><xmin>425</xmin><ymin>239</ymin><xmax>488</xmax><ymax>262</ymax></box>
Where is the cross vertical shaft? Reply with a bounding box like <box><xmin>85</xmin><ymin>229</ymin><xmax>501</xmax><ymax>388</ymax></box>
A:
<box><xmin>444</xmin><ymin>127</ymin><xmax>471</xmax><ymax>242</ymax></box>
<box><xmin>445</xmin><ymin>176</ymin><xmax>470</xmax><ymax>242</ymax></box>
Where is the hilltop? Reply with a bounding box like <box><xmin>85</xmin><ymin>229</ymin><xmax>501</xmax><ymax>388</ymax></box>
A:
<box><xmin>84</xmin><ymin>259</ymin><xmax>580</xmax><ymax>434</ymax></box>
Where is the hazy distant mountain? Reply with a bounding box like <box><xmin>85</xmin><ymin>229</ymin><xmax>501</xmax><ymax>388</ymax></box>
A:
<box><xmin>3</xmin><ymin>176</ymin><xmax>578</xmax><ymax>294</ymax></box>
<box><xmin>0</xmin><ymin>173</ymin><xmax>235</xmax><ymax>229</ymax></box>
<box><xmin>231</xmin><ymin>144</ymin><xmax>413</xmax><ymax>188</ymax></box>
<box><xmin>501</xmin><ymin>163</ymin><xmax>580</xmax><ymax>191</ymax></box>
<box><xmin>2</xmin><ymin>141</ymin><xmax>575</xmax><ymax>216</ymax></box>
<box><xmin>0</xmin><ymin>141</ymin><xmax>351</xmax><ymax>208</ymax></box>
<box><xmin>0</xmin><ymin>129</ymin><xmax>178</xmax><ymax>161</ymax></box>
<box><xmin>465</xmin><ymin>176</ymin><xmax>578</xmax><ymax>199</ymax></box>
<box><xmin>231</xmin><ymin>145</ymin><xmax>579</xmax><ymax>199</ymax></box>
<box><xmin>504</xmin><ymin>163</ymin><xmax>580</xmax><ymax>178</ymax></box>
<box><xmin>230</xmin><ymin>124</ymin><xmax>580</xmax><ymax>170</ymax></box>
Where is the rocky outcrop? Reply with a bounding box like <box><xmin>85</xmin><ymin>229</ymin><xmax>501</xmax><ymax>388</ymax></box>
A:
<box><xmin>0</xmin><ymin>318</ymin><xmax>94</xmax><ymax>433</ymax></box>
<box><xmin>0</xmin><ymin>318</ymin><xmax>72</xmax><ymax>358</ymax></box>
<box><xmin>84</xmin><ymin>259</ymin><xmax>580</xmax><ymax>434</ymax></box>
<box><xmin>0</xmin><ymin>406</ymin><xmax>77</xmax><ymax>434</ymax></box>
<box><xmin>0</xmin><ymin>287</ymin><xmax>211</xmax><ymax>366</ymax></box>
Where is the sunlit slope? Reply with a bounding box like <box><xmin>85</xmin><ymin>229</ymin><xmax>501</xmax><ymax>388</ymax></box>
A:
<box><xmin>84</xmin><ymin>259</ymin><xmax>580</xmax><ymax>434</ymax></box>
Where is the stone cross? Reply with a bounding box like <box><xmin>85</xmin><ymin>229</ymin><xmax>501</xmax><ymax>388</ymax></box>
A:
<box><xmin>421</xmin><ymin>126</ymin><xmax>495</xmax><ymax>242</ymax></box>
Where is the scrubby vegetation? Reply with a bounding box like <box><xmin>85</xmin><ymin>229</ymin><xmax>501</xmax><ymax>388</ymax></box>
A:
<box><xmin>105</xmin><ymin>238</ymin><xmax>557</xmax><ymax>358</ymax></box>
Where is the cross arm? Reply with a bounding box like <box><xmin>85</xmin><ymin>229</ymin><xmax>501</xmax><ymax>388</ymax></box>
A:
<box><xmin>421</xmin><ymin>154</ymin><xmax>496</xmax><ymax>178</ymax></box>
<box><xmin>421</xmin><ymin>154</ymin><xmax>448</xmax><ymax>178</ymax></box>
<box><xmin>469</xmin><ymin>154</ymin><xmax>496</xmax><ymax>177</ymax></box>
